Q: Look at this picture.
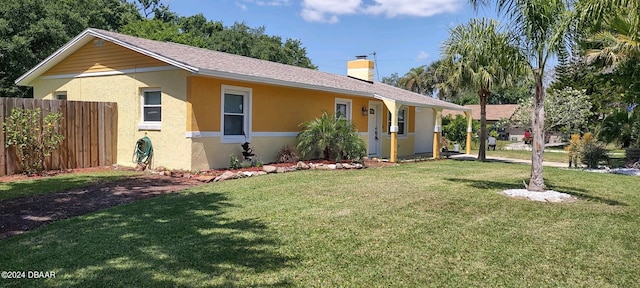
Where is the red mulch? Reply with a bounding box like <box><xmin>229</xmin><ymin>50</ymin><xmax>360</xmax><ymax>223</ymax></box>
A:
<box><xmin>0</xmin><ymin>173</ymin><xmax>203</xmax><ymax>239</ymax></box>
<box><xmin>0</xmin><ymin>159</ymin><xmax>400</xmax><ymax>240</ymax></box>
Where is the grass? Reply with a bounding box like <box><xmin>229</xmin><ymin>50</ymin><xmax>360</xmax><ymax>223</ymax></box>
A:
<box><xmin>0</xmin><ymin>161</ymin><xmax>639</xmax><ymax>287</ymax></box>
<box><xmin>0</xmin><ymin>171</ymin><xmax>138</xmax><ymax>201</ymax></box>
<box><xmin>473</xmin><ymin>149</ymin><xmax>626</xmax><ymax>167</ymax></box>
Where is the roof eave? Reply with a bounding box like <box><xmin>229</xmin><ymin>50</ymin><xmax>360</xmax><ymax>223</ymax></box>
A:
<box><xmin>374</xmin><ymin>94</ymin><xmax>472</xmax><ymax>111</ymax></box>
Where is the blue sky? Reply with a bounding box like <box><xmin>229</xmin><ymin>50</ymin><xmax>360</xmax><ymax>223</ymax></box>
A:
<box><xmin>168</xmin><ymin>0</ymin><xmax>499</xmax><ymax>80</ymax></box>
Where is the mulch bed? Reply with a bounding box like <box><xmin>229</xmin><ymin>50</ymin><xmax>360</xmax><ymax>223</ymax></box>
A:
<box><xmin>0</xmin><ymin>159</ymin><xmax>402</xmax><ymax>240</ymax></box>
<box><xmin>0</xmin><ymin>174</ymin><xmax>203</xmax><ymax>239</ymax></box>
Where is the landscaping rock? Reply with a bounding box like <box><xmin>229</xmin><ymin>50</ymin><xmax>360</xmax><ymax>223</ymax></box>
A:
<box><xmin>155</xmin><ymin>166</ymin><xmax>167</xmax><ymax>172</ymax></box>
<box><xmin>342</xmin><ymin>163</ymin><xmax>354</xmax><ymax>169</ymax></box>
<box><xmin>315</xmin><ymin>164</ymin><xmax>330</xmax><ymax>170</ymax></box>
<box><xmin>353</xmin><ymin>163</ymin><xmax>364</xmax><ymax>169</ymax></box>
<box><xmin>214</xmin><ymin>171</ymin><xmax>239</xmax><ymax>182</ymax></box>
<box><xmin>296</xmin><ymin>161</ymin><xmax>310</xmax><ymax>170</ymax></box>
<box><xmin>336</xmin><ymin>163</ymin><xmax>343</xmax><ymax>169</ymax></box>
<box><xmin>240</xmin><ymin>171</ymin><xmax>255</xmax><ymax>177</ymax></box>
<box><xmin>327</xmin><ymin>164</ymin><xmax>337</xmax><ymax>170</ymax></box>
<box><xmin>263</xmin><ymin>165</ymin><xmax>277</xmax><ymax>173</ymax></box>
<box><xmin>276</xmin><ymin>167</ymin><xmax>287</xmax><ymax>173</ymax></box>
<box><xmin>197</xmin><ymin>175</ymin><xmax>216</xmax><ymax>183</ymax></box>
<box><xmin>257</xmin><ymin>171</ymin><xmax>268</xmax><ymax>176</ymax></box>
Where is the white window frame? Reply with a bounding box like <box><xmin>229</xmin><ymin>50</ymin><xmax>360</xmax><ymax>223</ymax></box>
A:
<box><xmin>54</xmin><ymin>91</ymin><xmax>67</xmax><ymax>100</ymax></box>
<box><xmin>138</xmin><ymin>88</ymin><xmax>162</xmax><ymax>131</ymax></box>
<box><xmin>335</xmin><ymin>98</ymin><xmax>352</xmax><ymax>120</ymax></box>
<box><xmin>221</xmin><ymin>85</ymin><xmax>252</xmax><ymax>144</ymax></box>
<box><xmin>388</xmin><ymin>107</ymin><xmax>408</xmax><ymax>138</ymax></box>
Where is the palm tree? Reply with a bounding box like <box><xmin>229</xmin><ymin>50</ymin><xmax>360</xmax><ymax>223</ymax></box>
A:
<box><xmin>439</xmin><ymin>18</ymin><xmax>526</xmax><ymax>161</ymax></box>
<box><xmin>398</xmin><ymin>66</ymin><xmax>428</xmax><ymax>94</ymax></box>
<box><xmin>469</xmin><ymin>0</ymin><xmax>572</xmax><ymax>191</ymax></box>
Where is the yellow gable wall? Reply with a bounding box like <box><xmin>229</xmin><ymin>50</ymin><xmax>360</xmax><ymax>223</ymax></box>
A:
<box><xmin>32</xmin><ymin>70</ymin><xmax>192</xmax><ymax>170</ymax></box>
<box><xmin>43</xmin><ymin>39</ymin><xmax>167</xmax><ymax>76</ymax></box>
<box><xmin>187</xmin><ymin>76</ymin><xmax>370</xmax><ymax>133</ymax></box>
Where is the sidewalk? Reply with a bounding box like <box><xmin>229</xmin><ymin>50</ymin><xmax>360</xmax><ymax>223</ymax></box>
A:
<box><xmin>449</xmin><ymin>154</ymin><xmax>568</xmax><ymax>168</ymax></box>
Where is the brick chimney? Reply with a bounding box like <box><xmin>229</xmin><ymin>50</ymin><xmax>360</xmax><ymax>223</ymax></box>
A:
<box><xmin>347</xmin><ymin>55</ymin><xmax>374</xmax><ymax>82</ymax></box>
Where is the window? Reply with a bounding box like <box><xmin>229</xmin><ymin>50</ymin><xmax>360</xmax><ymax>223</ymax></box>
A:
<box><xmin>139</xmin><ymin>89</ymin><xmax>161</xmax><ymax>130</ymax></box>
<box><xmin>221</xmin><ymin>85</ymin><xmax>251</xmax><ymax>143</ymax></box>
<box><xmin>388</xmin><ymin>107</ymin><xmax>407</xmax><ymax>136</ymax></box>
<box><xmin>335</xmin><ymin>98</ymin><xmax>352</xmax><ymax>120</ymax></box>
<box><xmin>54</xmin><ymin>91</ymin><xmax>67</xmax><ymax>100</ymax></box>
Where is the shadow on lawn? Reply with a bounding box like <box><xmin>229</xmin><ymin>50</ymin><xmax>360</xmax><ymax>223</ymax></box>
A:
<box><xmin>1</xmin><ymin>191</ymin><xmax>295</xmax><ymax>287</ymax></box>
<box><xmin>446</xmin><ymin>178</ymin><xmax>627</xmax><ymax>206</ymax></box>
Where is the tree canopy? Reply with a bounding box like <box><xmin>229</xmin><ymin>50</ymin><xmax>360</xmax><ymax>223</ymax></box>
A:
<box><xmin>0</xmin><ymin>0</ymin><xmax>316</xmax><ymax>98</ymax></box>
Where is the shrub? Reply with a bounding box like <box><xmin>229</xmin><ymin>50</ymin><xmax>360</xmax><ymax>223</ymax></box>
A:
<box><xmin>296</xmin><ymin>111</ymin><xmax>366</xmax><ymax>161</ymax></box>
<box><xmin>276</xmin><ymin>145</ymin><xmax>299</xmax><ymax>163</ymax></box>
<box><xmin>228</xmin><ymin>154</ymin><xmax>240</xmax><ymax>169</ymax></box>
<box><xmin>3</xmin><ymin>108</ymin><xmax>64</xmax><ymax>174</ymax></box>
<box><xmin>442</xmin><ymin>115</ymin><xmax>479</xmax><ymax>149</ymax></box>
<box><xmin>565</xmin><ymin>133</ymin><xmax>609</xmax><ymax>169</ymax></box>
<box><xmin>580</xmin><ymin>133</ymin><xmax>609</xmax><ymax>169</ymax></box>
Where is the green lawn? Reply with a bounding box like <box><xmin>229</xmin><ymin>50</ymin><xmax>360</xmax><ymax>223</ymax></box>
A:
<box><xmin>473</xmin><ymin>149</ymin><xmax>626</xmax><ymax>166</ymax></box>
<box><xmin>1</xmin><ymin>161</ymin><xmax>639</xmax><ymax>287</ymax></box>
<box><xmin>0</xmin><ymin>171</ymin><xmax>138</xmax><ymax>201</ymax></box>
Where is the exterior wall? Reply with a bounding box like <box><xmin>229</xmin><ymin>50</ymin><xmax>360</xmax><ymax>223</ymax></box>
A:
<box><xmin>187</xmin><ymin>76</ymin><xmax>373</xmax><ymax>169</ymax></box>
<box><xmin>32</xmin><ymin>70</ymin><xmax>192</xmax><ymax>170</ymax></box>
<box><xmin>43</xmin><ymin>39</ymin><xmax>166</xmax><ymax>76</ymax></box>
<box><xmin>378</xmin><ymin>105</ymin><xmax>419</xmax><ymax>158</ymax></box>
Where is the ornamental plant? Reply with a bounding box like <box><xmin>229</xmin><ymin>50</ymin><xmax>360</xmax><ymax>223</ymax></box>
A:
<box><xmin>296</xmin><ymin>111</ymin><xmax>366</xmax><ymax>161</ymax></box>
<box><xmin>3</xmin><ymin>108</ymin><xmax>64</xmax><ymax>174</ymax></box>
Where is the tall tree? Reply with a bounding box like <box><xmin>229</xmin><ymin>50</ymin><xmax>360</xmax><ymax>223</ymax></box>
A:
<box><xmin>470</xmin><ymin>0</ymin><xmax>573</xmax><ymax>191</ymax></box>
<box><xmin>398</xmin><ymin>66</ymin><xmax>428</xmax><ymax>94</ymax></box>
<box><xmin>439</xmin><ymin>18</ymin><xmax>526</xmax><ymax>161</ymax></box>
<box><xmin>0</xmin><ymin>0</ymin><xmax>140</xmax><ymax>97</ymax></box>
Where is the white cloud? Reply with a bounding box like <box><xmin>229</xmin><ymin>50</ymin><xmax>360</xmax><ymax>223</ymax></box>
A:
<box><xmin>300</xmin><ymin>0</ymin><xmax>461</xmax><ymax>23</ymax></box>
<box><xmin>241</xmin><ymin>0</ymin><xmax>291</xmax><ymax>8</ymax></box>
<box><xmin>301</xmin><ymin>0</ymin><xmax>362</xmax><ymax>23</ymax></box>
<box><xmin>365</xmin><ymin>0</ymin><xmax>460</xmax><ymax>17</ymax></box>
<box><xmin>236</xmin><ymin>2</ymin><xmax>248</xmax><ymax>10</ymax></box>
<box><xmin>417</xmin><ymin>51</ymin><xmax>430</xmax><ymax>60</ymax></box>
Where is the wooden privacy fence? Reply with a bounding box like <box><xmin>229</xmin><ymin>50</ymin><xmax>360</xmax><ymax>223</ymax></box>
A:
<box><xmin>0</xmin><ymin>98</ymin><xmax>118</xmax><ymax>176</ymax></box>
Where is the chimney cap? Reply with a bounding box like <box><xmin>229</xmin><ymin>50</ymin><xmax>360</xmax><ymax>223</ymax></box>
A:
<box><xmin>355</xmin><ymin>55</ymin><xmax>368</xmax><ymax>60</ymax></box>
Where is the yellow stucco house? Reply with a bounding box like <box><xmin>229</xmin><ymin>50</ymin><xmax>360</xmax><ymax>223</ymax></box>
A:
<box><xmin>16</xmin><ymin>28</ymin><xmax>472</xmax><ymax>170</ymax></box>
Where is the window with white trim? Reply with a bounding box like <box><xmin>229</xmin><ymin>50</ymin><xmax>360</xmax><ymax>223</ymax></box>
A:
<box><xmin>388</xmin><ymin>107</ymin><xmax>407</xmax><ymax>136</ymax></box>
<box><xmin>54</xmin><ymin>91</ymin><xmax>67</xmax><ymax>100</ymax></box>
<box><xmin>335</xmin><ymin>98</ymin><xmax>352</xmax><ymax>120</ymax></box>
<box><xmin>221</xmin><ymin>85</ymin><xmax>251</xmax><ymax>143</ymax></box>
<box><xmin>139</xmin><ymin>88</ymin><xmax>162</xmax><ymax>130</ymax></box>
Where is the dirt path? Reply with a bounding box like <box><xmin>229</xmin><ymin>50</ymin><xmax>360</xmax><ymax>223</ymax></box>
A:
<box><xmin>0</xmin><ymin>174</ymin><xmax>204</xmax><ymax>239</ymax></box>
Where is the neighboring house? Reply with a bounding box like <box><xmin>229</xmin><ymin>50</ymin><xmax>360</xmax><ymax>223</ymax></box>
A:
<box><xmin>444</xmin><ymin>104</ymin><xmax>526</xmax><ymax>141</ymax></box>
<box><xmin>444</xmin><ymin>104</ymin><xmax>565</xmax><ymax>143</ymax></box>
<box><xmin>16</xmin><ymin>28</ymin><xmax>470</xmax><ymax>170</ymax></box>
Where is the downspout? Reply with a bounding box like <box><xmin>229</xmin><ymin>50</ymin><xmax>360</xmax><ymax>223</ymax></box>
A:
<box><xmin>433</xmin><ymin>108</ymin><xmax>442</xmax><ymax>158</ymax></box>
<box><xmin>465</xmin><ymin>110</ymin><xmax>472</xmax><ymax>154</ymax></box>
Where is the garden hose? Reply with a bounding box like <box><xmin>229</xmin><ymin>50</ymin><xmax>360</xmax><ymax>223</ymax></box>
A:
<box><xmin>133</xmin><ymin>136</ymin><xmax>153</xmax><ymax>166</ymax></box>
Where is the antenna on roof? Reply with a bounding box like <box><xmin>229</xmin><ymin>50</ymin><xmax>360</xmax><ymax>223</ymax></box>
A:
<box><xmin>370</xmin><ymin>51</ymin><xmax>380</xmax><ymax>82</ymax></box>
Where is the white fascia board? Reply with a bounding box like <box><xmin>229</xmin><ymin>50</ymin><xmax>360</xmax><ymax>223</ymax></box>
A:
<box><xmin>198</xmin><ymin>69</ymin><xmax>373</xmax><ymax>98</ymax></box>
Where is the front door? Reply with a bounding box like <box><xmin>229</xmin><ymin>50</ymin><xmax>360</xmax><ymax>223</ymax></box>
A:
<box><xmin>368</xmin><ymin>102</ymin><xmax>382</xmax><ymax>157</ymax></box>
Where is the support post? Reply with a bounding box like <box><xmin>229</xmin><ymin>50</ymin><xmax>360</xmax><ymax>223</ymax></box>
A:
<box><xmin>433</xmin><ymin>109</ymin><xmax>442</xmax><ymax>158</ymax></box>
<box><xmin>465</xmin><ymin>111</ymin><xmax>472</xmax><ymax>154</ymax></box>
<box><xmin>382</xmin><ymin>99</ymin><xmax>400</xmax><ymax>163</ymax></box>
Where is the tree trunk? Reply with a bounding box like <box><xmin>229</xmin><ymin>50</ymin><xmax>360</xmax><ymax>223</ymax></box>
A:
<box><xmin>478</xmin><ymin>90</ymin><xmax>488</xmax><ymax>161</ymax></box>
<box><xmin>528</xmin><ymin>78</ymin><xmax>546</xmax><ymax>191</ymax></box>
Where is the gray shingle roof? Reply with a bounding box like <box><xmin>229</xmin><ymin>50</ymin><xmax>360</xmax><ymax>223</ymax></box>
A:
<box><xmin>21</xmin><ymin>28</ymin><xmax>469</xmax><ymax>111</ymax></box>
